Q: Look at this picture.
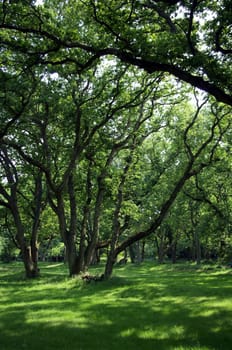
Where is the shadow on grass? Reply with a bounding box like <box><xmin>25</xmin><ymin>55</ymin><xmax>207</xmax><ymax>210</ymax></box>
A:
<box><xmin>0</xmin><ymin>262</ymin><xmax>232</xmax><ymax>350</ymax></box>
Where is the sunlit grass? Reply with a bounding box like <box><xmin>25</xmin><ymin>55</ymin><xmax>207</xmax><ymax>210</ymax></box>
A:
<box><xmin>0</xmin><ymin>261</ymin><xmax>232</xmax><ymax>349</ymax></box>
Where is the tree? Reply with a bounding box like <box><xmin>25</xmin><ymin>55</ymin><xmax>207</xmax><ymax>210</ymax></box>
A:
<box><xmin>2</xmin><ymin>59</ymin><xmax>164</xmax><ymax>276</ymax></box>
<box><xmin>0</xmin><ymin>145</ymin><xmax>45</xmax><ymax>277</ymax></box>
<box><xmin>102</xmin><ymin>95</ymin><xmax>230</xmax><ymax>278</ymax></box>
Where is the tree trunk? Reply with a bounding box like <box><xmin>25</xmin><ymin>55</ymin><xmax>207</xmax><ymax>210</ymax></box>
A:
<box><xmin>104</xmin><ymin>250</ymin><xmax>117</xmax><ymax>280</ymax></box>
<box><xmin>56</xmin><ymin>191</ymin><xmax>79</xmax><ymax>276</ymax></box>
<box><xmin>171</xmin><ymin>241</ymin><xmax>177</xmax><ymax>264</ymax></box>
<box><xmin>141</xmin><ymin>240</ymin><xmax>145</xmax><ymax>262</ymax></box>
<box><xmin>17</xmin><ymin>228</ymin><xmax>39</xmax><ymax>278</ymax></box>
<box><xmin>85</xmin><ymin>173</ymin><xmax>105</xmax><ymax>267</ymax></box>
<box><xmin>66</xmin><ymin>240</ymin><xmax>79</xmax><ymax>276</ymax></box>
<box><xmin>129</xmin><ymin>244</ymin><xmax>136</xmax><ymax>263</ymax></box>
<box><xmin>29</xmin><ymin>172</ymin><xmax>43</xmax><ymax>277</ymax></box>
<box><xmin>195</xmin><ymin>231</ymin><xmax>201</xmax><ymax>265</ymax></box>
<box><xmin>67</xmin><ymin>174</ymin><xmax>82</xmax><ymax>275</ymax></box>
<box><xmin>23</xmin><ymin>246</ymin><xmax>40</xmax><ymax>278</ymax></box>
<box><xmin>77</xmin><ymin>165</ymin><xmax>93</xmax><ymax>272</ymax></box>
<box><xmin>12</xmin><ymin>200</ymin><xmax>40</xmax><ymax>278</ymax></box>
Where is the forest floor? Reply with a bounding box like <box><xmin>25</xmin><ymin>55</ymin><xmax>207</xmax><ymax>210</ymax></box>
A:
<box><xmin>0</xmin><ymin>261</ymin><xmax>232</xmax><ymax>350</ymax></box>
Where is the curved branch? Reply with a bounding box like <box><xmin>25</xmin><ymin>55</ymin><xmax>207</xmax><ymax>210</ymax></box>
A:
<box><xmin>1</xmin><ymin>22</ymin><xmax>231</xmax><ymax>106</ymax></box>
<box><xmin>101</xmin><ymin>50</ymin><xmax>232</xmax><ymax>106</ymax></box>
<box><xmin>215</xmin><ymin>25</ymin><xmax>232</xmax><ymax>55</ymax></box>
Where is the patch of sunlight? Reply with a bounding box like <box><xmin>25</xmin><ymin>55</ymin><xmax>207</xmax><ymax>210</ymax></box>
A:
<box><xmin>80</xmin><ymin>294</ymin><xmax>113</xmax><ymax>307</ymax></box>
<box><xmin>120</xmin><ymin>328</ymin><xmax>136</xmax><ymax>337</ymax></box>
<box><xmin>28</xmin><ymin>316</ymin><xmax>87</xmax><ymax>328</ymax></box>
<box><xmin>27</xmin><ymin>308</ymin><xmax>112</xmax><ymax>328</ymax></box>
<box><xmin>26</xmin><ymin>310</ymin><xmax>86</xmax><ymax>327</ymax></box>
<box><xmin>195</xmin><ymin>309</ymin><xmax>217</xmax><ymax>317</ymax></box>
<box><xmin>210</xmin><ymin>326</ymin><xmax>221</xmax><ymax>333</ymax></box>
<box><xmin>190</xmin><ymin>297</ymin><xmax>232</xmax><ymax>318</ymax></box>
<box><xmin>211</xmin><ymin>299</ymin><xmax>232</xmax><ymax>309</ymax></box>
<box><xmin>44</xmin><ymin>263</ymin><xmax>65</xmax><ymax>269</ymax></box>
<box><xmin>138</xmin><ymin>328</ymin><xmax>157</xmax><ymax>339</ymax></box>
<box><xmin>158</xmin><ymin>296</ymin><xmax>185</xmax><ymax>303</ymax></box>
<box><xmin>137</xmin><ymin>324</ymin><xmax>185</xmax><ymax>340</ymax></box>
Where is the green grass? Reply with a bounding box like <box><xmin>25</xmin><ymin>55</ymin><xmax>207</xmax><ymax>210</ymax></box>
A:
<box><xmin>0</xmin><ymin>262</ymin><xmax>232</xmax><ymax>350</ymax></box>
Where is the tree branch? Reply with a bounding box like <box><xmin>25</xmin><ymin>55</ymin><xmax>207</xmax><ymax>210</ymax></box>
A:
<box><xmin>1</xmin><ymin>20</ymin><xmax>231</xmax><ymax>106</ymax></box>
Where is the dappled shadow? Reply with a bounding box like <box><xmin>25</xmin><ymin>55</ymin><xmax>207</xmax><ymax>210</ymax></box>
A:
<box><xmin>1</xmin><ymin>263</ymin><xmax>232</xmax><ymax>349</ymax></box>
<box><xmin>1</xmin><ymin>292</ymin><xmax>231</xmax><ymax>350</ymax></box>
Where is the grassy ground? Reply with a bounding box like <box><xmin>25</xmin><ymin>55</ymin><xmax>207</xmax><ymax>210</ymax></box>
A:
<box><xmin>0</xmin><ymin>262</ymin><xmax>232</xmax><ymax>350</ymax></box>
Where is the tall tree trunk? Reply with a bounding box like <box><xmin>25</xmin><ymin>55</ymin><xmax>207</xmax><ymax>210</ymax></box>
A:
<box><xmin>30</xmin><ymin>172</ymin><xmax>43</xmax><ymax>276</ymax></box>
<box><xmin>77</xmin><ymin>164</ymin><xmax>93</xmax><ymax>272</ymax></box>
<box><xmin>13</xmin><ymin>207</ymin><xmax>39</xmax><ymax>278</ymax></box>
<box><xmin>56</xmin><ymin>191</ymin><xmax>79</xmax><ymax>276</ymax></box>
<box><xmin>85</xmin><ymin>173</ymin><xmax>105</xmax><ymax>267</ymax></box>
<box><xmin>68</xmin><ymin>174</ymin><xmax>81</xmax><ymax>275</ymax></box>
<box><xmin>104</xmin><ymin>158</ymin><xmax>131</xmax><ymax>279</ymax></box>
<box><xmin>66</xmin><ymin>236</ymin><xmax>79</xmax><ymax>276</ymax></box>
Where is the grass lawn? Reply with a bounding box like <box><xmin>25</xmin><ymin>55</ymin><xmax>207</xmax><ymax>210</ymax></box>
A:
<box><xmin>0</xmin><ymin>261</ymin><xmax>232</xmax><ymax>350</ymax></box>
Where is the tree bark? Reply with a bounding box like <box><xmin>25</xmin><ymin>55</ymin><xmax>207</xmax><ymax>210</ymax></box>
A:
<box><xmin>12</xmin><ymin>203</ymin><xmax>40</xmax><ymax>278</ymax></box>
<box><xmin>56</xmin><ymin>191</ymin><xmax>79</xmax><ymax>276</ymax></box>
<box><xmin>104</xmin><ymin>156</ymin><xmax>132</xmax><ymax>280</ymax></box>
